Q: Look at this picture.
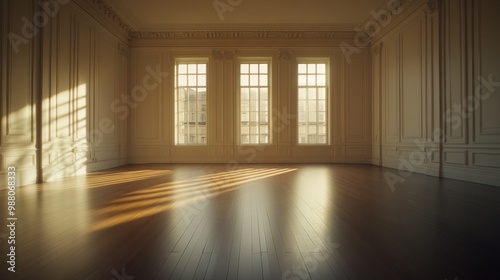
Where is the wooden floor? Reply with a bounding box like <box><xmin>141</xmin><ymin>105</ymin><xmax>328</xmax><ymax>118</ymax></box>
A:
<box><xmin>1</xmin><ymin>164</ymin><xmax>500</xmax><ymax>280</ymax></box>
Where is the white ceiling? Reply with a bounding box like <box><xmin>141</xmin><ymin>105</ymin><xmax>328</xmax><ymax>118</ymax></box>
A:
<box><xmin>106</xmin><ymin>0</ymin><xmax>389</xmax><ymax>31</ymax></box>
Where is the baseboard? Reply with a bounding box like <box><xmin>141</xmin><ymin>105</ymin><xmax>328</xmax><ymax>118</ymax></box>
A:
<box><xmin>442</xmin><ymin>165</ymin><xmax>500</xmax><ymax>187</ymax></box>
<box><xmin>0</xmin><ymin>167</ymin><xmax>37</xmax><ymax>190</ymax></box>
<box><xmin>378</xmin><ymin>156</ymin><xmax>499</xmax><ymax>187</ymax></box>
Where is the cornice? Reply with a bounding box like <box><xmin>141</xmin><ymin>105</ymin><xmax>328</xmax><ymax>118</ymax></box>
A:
<box><xmin>129</xmin><ymin>30</ymin><xmax>356</xmax><ymax>40</ymax></box>
<box><xmin>82</xmin><ymin>0</ymin><xmax>134</xmax><ymax>37</ymax></box>
<box><xmin>80</xmin><ymin>1</ymin><xmax>358</xmax><ymax>41</ymax></box>
<box><xmin>81</xmin><ymin>1</ymin><xmax>360</xmax><ymax>42</ymax></box>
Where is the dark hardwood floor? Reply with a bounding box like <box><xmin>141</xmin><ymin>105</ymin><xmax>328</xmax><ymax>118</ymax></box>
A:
<box><xmin>1</xmin><ymin>164</ymin><xmax>500</xmax><ymax>279</ymax></box>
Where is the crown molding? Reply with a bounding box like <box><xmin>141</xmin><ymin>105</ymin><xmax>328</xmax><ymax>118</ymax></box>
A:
<box><xmin>129</xmin><ymin>30</ymin><xmax>355</xmax><ymax>40</ymax></box>
<box><xmin>78</xmin><ymin>1</ymin><xmax>358</xmax><ymax>42</ymax></box>
<box><xmin>79</xmin><ymin>0</ymin><xmax>134</xmax><ymax>37</ymax></box>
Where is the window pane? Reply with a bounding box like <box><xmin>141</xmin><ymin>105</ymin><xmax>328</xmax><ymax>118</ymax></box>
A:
<box><xmin>298</xmin><ymin>64</ymin><xmax>307</xmax><ymax>74</ymax></box>
<box><xmin>250</xmin><ymin>88</ymin><xmax>258</xmax><ymax>100</ymax></box>
<box><xmin>178</xmin><ymin>75</ymin><xmax>187</xmax><ymax>86</ymax></box>
<box><xmin>241</xmin><ymin>75</ymin><xmax>249</xmax><ymax>86</ymax></box>
<box><xmin>318</xmin><ymin>100</ymin><xmax>326</xmax><ymax>111</ymax></box>
<box><xmin>318</xmin><ymin>88</ymin><xmax>326</xmax><ymax>100</ymax></box>
<box><xmin>198</xmin><ymin>64</ymin><xmax>206</xmax><ymax>74</ymax></box>
<box><xmin>260</xmin><ymin>64</ymin><xmax>268</xmax><ymax>73</ymax></box>
<box><xmin>178</xmin><ymin>64</ymin><xmax>188</xmax><ymax>74</ymax></box>
<box><xmin>260</xmin><ymin>75</ymin><xmax>268</xmax><ymax>86</ymax></box>
<box><xmin>241</xmin><ymin>88</ymin><xmax>249</xmax><ymax>100</ymax></box>
<box><xmin>308</xmin><ymin>75</ymin><xmax>316</xmax><ymax>86</ymax></box>
<box><xmin>241</xmin><ymin>64</ymin><xmax>249</xmax><ymax>74</ymax></box>
<box><xmin>198</xmin><ymin>75</ymin><xmax>207</xmax><ymax>86</ymax></box>
<box><xmin>260</xmin><ymin>88</ymin><xmax>268</xmax><ymax>100</ymax></box>
<box><xmin>298</xmin><ymin>75</ymin><xmax>307</xmax><ymax>86</ymax></box>
<box><xmin>188</xmin><ymin>75</ymin><xmax>197</xmax><ymax>86</ymax></box>
<box><xmin>308</xmin><ymin>88</ymin><xmax>316</xmax><ymax>99</ymax></box>
<box><xmin>250</xmin><ymin>75</ymin><xmax>259</xmax><ymax>86</ymax></box>
<box><xmin>260</xmin><ymin>100</ymin><xmax>268</xmax><ymax>111</ymax></box>
<box><xmin>250</xmin><ymin>101</ymin><xmax>258</xmax><ymax>111</ymax></box>
<box><xmin>317</xmin><ymin>75</ymin><xmax>326</xmax><ymax>86</ymax></box>
<box><xmin>298</xmin><ymin>88</ymin><xmax>306</xmax><ymax>100</ymax></box>
<box><xmin>317</xmin><ymin>64</ymin><xmax>326</xmax><ymax>74</ymax></box>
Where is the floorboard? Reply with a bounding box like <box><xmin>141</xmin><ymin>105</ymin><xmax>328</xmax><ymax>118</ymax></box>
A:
<box><xmin>1</xmin><ymin>163</ymin><xmax>500</xmax><ymax>279</ymax></box>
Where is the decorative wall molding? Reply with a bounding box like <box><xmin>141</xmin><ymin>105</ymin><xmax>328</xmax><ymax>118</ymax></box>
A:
<box><xmin>129</xmin><ymin>30</ymin><xmax>355</xmax><ymax>40</ymax></box>
<box><xmin>212</xmin><ymin>49</ymin><xmax>236</xmax><ymax>61</ymax></box>
<box><xmin>82</xmin><ymin>0</ymin><xmax>134</xmax><ymax>36</ymax></box>
<box><xmin>426</xmin><ymin>0</ymin><xmax>442</xmax><ymax>14</ymax></box>
<box><xmin>118</xmin><ymin>43</ymin><xmax>129</xmax><ymax>56</ymax></box>
<box><xmin>371</xmin><ymin>43</ymin><xmax>383</xmax><ymax>55</ymax></box>
<box><xmin>278</xmin><ymin>50</ymin><xmax>292</xmax><ymax>61</ymax></box>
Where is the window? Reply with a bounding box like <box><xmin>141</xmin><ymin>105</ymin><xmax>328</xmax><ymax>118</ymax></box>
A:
<box><xmin>297</xmin><ymin>61</ymin><xmax>328</xmax><ymax>145</ymax></box>
<box><xmin>175</xmin><ymin>61</ymin><xmax>207</xmax><ymax>145</ymax></box>
<box><xmin>239</xmin><ymin>62</ymin><xmax>270</xmax><ymax>144</ymax></box>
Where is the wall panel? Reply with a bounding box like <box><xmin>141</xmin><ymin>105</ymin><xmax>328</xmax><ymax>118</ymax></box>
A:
<box><xmin>401</xmin><ymin>17</ymin><xmax>424</xmax><ymax>141</ymax></box>
<box><xmin>376</xmin><ymin>4</ymin><xmax>440</xmax><ymax>177</ymax></box>
<box><xmin>41</xmin><ymin>2</ymin><xmax>126</xmax><ymax>181</ymax></box>
<box><xmin>374</xmin><ymin>0</ymin><xmax>500</xmax><ymax>186</ymax></box>
<box><xmin>0</xmin><ymin>0</ymin><xmax>38</xmax><ymax>186</ymax></box>
<box><xmin>473</xmin><ymin>0</ymin><xmax>500</xmax><ymax>143</ymax></box>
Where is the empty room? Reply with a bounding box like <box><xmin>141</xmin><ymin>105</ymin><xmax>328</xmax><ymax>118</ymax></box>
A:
<box><xmin>1</xmin><ymin>0</ymin><xmax>500</xmax><ymax>279</ymax></box>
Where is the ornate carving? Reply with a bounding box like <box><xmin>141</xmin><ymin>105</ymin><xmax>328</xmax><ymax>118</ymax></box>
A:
<box><xmin>118</xmin><ymin>44</ymin><xmax>129</xmax><ymax>56</ymax></box>
<box><xmin>371</xmin><ymin>43</ymin><xmax>383</xmax><ymax>55</ymax></box>
<box><xmin>426</xmin><ymin>0</ymin><xmax>441</xmax><ymax>14</ymax></box>
<box><xmin>212</xmin><ymin>50</ymin><xmax>236</xmax><ymax>61</ymax></box>
<box><xmin>129</xmin><ymin>30</ymin><xmax>355</xmax><ymax>40</ymax></box>
<box><xmin>278</xmin><ymin>50</ymin><xmax>291</xmax><ymax>61</ymax></box>
<box><xmin>82</xmin><ymin>0</ymin><xmax>134</xmax><ymax>36</ymax></box>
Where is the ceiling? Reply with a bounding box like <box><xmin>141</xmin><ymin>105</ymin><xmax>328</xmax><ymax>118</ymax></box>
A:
<box><xmin>106</xmin><ymin>0</ymin><xmax>389</xmax><ymax>31</ymax></box>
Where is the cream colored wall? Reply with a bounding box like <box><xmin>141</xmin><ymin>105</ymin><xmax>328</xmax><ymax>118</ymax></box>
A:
<box><xmin>0</xmin><ymin>0</ymin><xmax>128</xmax><ymax>187</ymax></box>
<box><xmin>40</xmin><ymin>1</ymin><xmax>129</xmax><ymax>181</ymax></box>
<box><xmin>440</xmin><ymin>0</ymin><xmax>500</xmax><ymax>185</ymax></box>
<box><xmin>128</xmin><ymin>46</ymin><xmax>372</xmax><ymax>164</ymax></box>
<box><xmin>0</xmin><ymin>0</ymin><xmax>39</xmax><ymax>186</ymax></box>
<box><xmin>372</xmin><ymin>0</ymin><xmax>500</xmax><ymax>186</ymax></box>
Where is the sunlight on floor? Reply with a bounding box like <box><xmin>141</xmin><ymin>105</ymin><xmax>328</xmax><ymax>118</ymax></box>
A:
<box><xmin>31</xmin><ymin>169</ymin><xmax>173</xmax><ymax>190</ymax></box>
<box><xmin>90</xmin><ymin>168</ymin><xmax>297</xmax><ymax>231</ymax></box>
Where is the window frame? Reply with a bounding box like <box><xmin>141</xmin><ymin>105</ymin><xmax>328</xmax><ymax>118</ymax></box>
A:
<box><xmin>237</xmin><ymin>58</ymin><xmax>273</xmax><ymax>146</ymax></box>
<box><xmin>174</xmin><ymin>58</ymin><xmax>209</xmax><ymax>146</ymax></box>
<box><xmin>296</xmin><ymin>57</ymin><xmax>331</xmax><ymax>146</ymax></box>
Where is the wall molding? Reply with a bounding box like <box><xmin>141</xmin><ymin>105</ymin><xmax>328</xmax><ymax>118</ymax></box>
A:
<box><xmin>426</xmin><ymin>0</ymin><xmax>442</xmax><ymax>14</ymax></box>
<box><xmin>80</xmin><ymin>0</ymin><xmax>134</xmax><ymax>36</ymax></box>
<box><xmin>129</xmin><ymin>30</ymin><xmax>356</xmax><ymax>40</ymax></box>
<box><xmin>278</xmin><ymin>50</ymin><xmax>292</xmax><ymax>61</ymax></box>
<box><xmin>212</xmin><ymin>49</ymin><xmax>236</xmax><ymax>61</ymax></box>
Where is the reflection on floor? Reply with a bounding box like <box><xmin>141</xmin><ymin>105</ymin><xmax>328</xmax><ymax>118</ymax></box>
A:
<box><xmin>1</xmin><ymin>163</ymin><xmax>499</xmax><ymax>279</ymax></box>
